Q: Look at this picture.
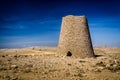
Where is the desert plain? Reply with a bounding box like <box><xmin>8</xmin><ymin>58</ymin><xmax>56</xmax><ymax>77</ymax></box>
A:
<box><xmin>0</xmin><ymin>46</ymin><xmax>120</xmax><ymax>80</ymax></box>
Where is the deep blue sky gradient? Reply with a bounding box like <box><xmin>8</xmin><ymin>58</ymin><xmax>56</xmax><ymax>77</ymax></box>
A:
<box><xmin>0</xmin><ymin>0</ymin><xmax>120</xmax><ymax>48</ymax></box>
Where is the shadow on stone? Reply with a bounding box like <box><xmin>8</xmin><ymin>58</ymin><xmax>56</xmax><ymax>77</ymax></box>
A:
<box><xmin>95</xmin><ymin>55</ymin><xmax>103</xmax><ymax>57</ymax></box>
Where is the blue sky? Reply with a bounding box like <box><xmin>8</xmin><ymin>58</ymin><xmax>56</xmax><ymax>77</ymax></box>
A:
<box><xmin>0</xmin><ymin>0</ymin><xmax>120</xmax><ymax>48</ymax></box>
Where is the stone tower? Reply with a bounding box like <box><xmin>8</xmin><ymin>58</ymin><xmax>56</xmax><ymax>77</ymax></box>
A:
<box><xmin>58</xmin><ymin>15</ymin><xmax>95</xmax><ymax>58</ymax></box>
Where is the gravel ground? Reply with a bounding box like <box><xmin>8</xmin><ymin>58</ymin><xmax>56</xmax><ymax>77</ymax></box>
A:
<box><xmin>0</xmin><ymin>47</ymin><xmax>120</xmax><ymax>80</ymax></box>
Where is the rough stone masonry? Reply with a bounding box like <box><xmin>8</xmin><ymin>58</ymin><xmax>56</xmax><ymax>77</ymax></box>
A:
<box><xmin>58</xmin><ymin>15</ymin><xmax>95</xmax><ymax>58</ymax></box>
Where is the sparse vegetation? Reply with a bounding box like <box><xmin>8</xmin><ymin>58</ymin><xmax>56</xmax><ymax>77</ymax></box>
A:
<box><xmin>0</xmin><ymin>47</ymin><xmax>120</xmax><ymax>80</ymax></box>
<box><xmin>107</xmin><ymin>66</ymin><xmax>120</xmax><ymax>72</ymax></box>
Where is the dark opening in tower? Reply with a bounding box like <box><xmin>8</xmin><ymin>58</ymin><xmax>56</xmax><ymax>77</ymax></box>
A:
<box><xmin>67</xmin><ymin>51</ymin><xmax>72</xmax><ymax>56</ymax></box>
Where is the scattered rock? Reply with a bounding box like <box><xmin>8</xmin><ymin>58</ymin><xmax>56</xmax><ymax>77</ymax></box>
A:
<box><xmin>107</xmin><ymin>66</ymin><xmax>120</xmax><ymax>72</ymax></box>
<box><xmin>0</xmin><ymin>47</ymin><xmax>120</xmax><ymax>80</ymax></box>
<box><xmin>23</xmin><ymin>68</ymin><xmax>31</xmax><ymax>73</ymax></box>
<box><xmin>12</xmin><ymin>77</ymin><xmax>19</xmax><ymax>80</ymax></box>
<box><xmin>68</xmin><ymin>63</ymin><xmax>72</xmax><ymax>66</ymax></box>
<box><xmin>79</xmin><ymin>60</ymin><xmax>86</xmax><ymax>63</ymax></box>
<box><xmin>0</xmin><ymin>66</ymin><xmax>7</xmax><ymax>71</ymax></box>
<box><xmin>4</xmin><ymin>75</ymin><xmax>11</xmax><ymax>80</ymax></box>
<box><xmin>11</xmin><ymin>65</ymin><xmax>18</xmax><ymax>69</ymax></box>
<box><xmin>106</xmin><ymin>64</ymin><xmax>111</xmax><ymax>68</ymax></box>
<box><xmin>2</xmin><ymin>55</ymin><xmax>5</xmax><ymax>58</ymax></box>
<box><xmin>93</xmin><ymin>68</ymin><xmax>102</xmax><ymax>73</ymax></box>
<box><xmin>96</xmin><ymin>61</ymin><xmax>106</xmax><ymax>67</ymax></box>
<box><xmin>66</xmin><ymin>72</ymin><xmax>71</xmax><ymax>77</ymax></box>
<box><xmin>97</xmin><ymin>66</ymin><xmax>104</xmax><ymax>70</ymax></box>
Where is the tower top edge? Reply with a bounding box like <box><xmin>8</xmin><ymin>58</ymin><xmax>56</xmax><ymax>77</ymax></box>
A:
<box><xmin>63</xmin><ymin>15</ymin><xmax>86</xmax><ymax>18</ymax></box>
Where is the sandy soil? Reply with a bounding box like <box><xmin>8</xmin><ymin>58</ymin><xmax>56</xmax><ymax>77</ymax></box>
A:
<box><xmin>0</xmin><ymin>47</ymin><xmax>120</xmax><ymax>80</ymax></box>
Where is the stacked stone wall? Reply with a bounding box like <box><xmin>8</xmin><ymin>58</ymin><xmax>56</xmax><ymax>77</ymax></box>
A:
<box><xmin>58</xmin><ymin>15</ymin><xmax>94</xmax><ymax>58</ymax></box>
